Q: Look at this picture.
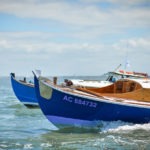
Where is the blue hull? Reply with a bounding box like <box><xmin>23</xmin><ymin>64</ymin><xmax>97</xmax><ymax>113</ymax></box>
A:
<box><xmin>34</xmin><ymin>76</ymin><xmax>150</xmax><ymax>128</ymax></box>
<box><xmin>10</xmin><ymin>73</ymin><xmax>38</xmax><ymax>107</ymax></box>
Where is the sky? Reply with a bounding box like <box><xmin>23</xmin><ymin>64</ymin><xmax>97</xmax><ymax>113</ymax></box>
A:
<box><xmin>0</xmin><ymin>0</ymin><xmax>150</xmax><ymax>77</ymax></box>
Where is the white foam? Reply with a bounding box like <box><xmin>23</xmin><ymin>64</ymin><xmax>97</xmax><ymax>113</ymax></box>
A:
<box><xmin>0</xmin><ymin>144</ymin><xmax>8</xmax><ymax>148</ymax></box>
<box><xmin>23</xmin><ymin>144</ymin><xmax>33</xmax><ymax>149</ymax></box>
<box><xmin>100</xmin><ymin>121</ymin><xmax>150</xmax><ymax>133</ymax></box>
<box><xmin>40</xmin><ymin>143</ymin><xmax>52</xmax><ymax>148</ymax></box>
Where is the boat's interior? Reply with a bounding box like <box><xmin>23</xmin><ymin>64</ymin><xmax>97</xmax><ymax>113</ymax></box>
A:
<box><xmin>76</xmin><ymin>79</ymin><xmax>150</xmax><ymax>102</ymax></box>
<box><xmin>84</xmin><ymin>79</ymin><xmax>142</xmax><ymax>93</ymax></box>
<box><xmin>76</xmin><ymin>79</ymin><xmax>141</xmax><ymax>93</ymax></box>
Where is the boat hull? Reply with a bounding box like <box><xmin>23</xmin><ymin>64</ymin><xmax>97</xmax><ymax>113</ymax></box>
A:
<box><xmin>34</xmin><ymin>76</ymin><xmax>150</xmax><ymax>128</ymax></box>
<box><xmin>11</xmin><ymin>73</ymin><xmax>38</xmax><ymax>107</ymax></box>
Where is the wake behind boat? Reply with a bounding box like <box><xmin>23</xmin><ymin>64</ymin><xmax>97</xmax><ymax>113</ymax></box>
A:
<box><xmin>10</xmin><ymin>73</ymin><xmax>38</xmax><ymax>108</ymax></box>
<box><xmin>34</xmin><ymin>73</ymin><xmax>150</xmax><ymax>129</ymax></box>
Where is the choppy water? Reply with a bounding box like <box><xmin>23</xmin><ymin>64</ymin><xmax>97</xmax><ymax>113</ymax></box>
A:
<box><xmin>0</xmin><ymin>77</ymin><xmax>150</xmax><ymax>150</ymax></box>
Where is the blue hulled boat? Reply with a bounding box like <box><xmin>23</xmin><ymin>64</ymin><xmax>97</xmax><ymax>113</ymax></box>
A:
<box><xmin>10</xmin><ymin>73</ymin><xmax>38</xmax><ymax>108</ymax></box>
<box><xmin>34</xmin><ymin>74</ymin><xmax>150</xmax><ymax>129</ymax></box>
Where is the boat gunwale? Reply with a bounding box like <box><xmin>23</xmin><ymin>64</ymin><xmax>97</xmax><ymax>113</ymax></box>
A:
<box><xmin>11</xmin><ymin>74</ymin><xmax>34</xmax><ymax>88</ymax></box>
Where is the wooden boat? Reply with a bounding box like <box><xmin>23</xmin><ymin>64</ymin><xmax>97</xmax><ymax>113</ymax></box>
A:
<box><xmin>110</xmin><ymin>70</ymin><xmax>148</xmax><ymax>79</ymax></box>
<box><xmin>34</xmin><ymin>73</ymin><xmax>150</xmax><ymax>129</ymax></box>
<box><xmin>10</xmin><ymin>73</ymin><xmax>38</xmax><ymax>108</ymax></box>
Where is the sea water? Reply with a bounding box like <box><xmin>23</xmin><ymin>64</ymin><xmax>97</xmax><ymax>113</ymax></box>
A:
<box><xmin>0</xmin><ymin>76</ymin><xmax>150</xmax><ymax>150</ymax></box>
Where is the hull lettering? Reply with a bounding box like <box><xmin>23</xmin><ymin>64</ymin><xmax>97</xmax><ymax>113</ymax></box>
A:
<box><xmin>63</xmin><ymin>95</ymin><xmax>97</xmax><ymax>108</ymax></box>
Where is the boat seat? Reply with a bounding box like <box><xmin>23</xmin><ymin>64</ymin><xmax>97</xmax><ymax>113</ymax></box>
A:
<box><xmin>122</xmin><ymin>81</ymin><xmax>138</xmax><ymax>93</ymax></box>
<box><xmin>114</xmin><ymin>80</ymin><xmax>137</xmax><ymax>93</ymax></box>
<box><xmin>114</xmin><ymin>81</ymin><xmax>123</xmax><ymax>93</ymax></box>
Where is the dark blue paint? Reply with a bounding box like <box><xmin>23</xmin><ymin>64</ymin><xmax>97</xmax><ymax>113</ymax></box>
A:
<box><xmin>10</xmin><ymin>73</ymin><xmax>38</xmax><ymax>106</ymax></box>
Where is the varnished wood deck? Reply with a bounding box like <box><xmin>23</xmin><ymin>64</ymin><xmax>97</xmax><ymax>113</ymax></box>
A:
<box><xmin>76</xmin><ymin>80</ymin><xmax>150</xmax><ymax>103</ymax></box>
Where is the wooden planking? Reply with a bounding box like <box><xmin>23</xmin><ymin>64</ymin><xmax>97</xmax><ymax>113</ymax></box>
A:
<box><xmin>101</xmin><ymin>89</ymin><xmax>150</xmax><ymax>102</ymax></box>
